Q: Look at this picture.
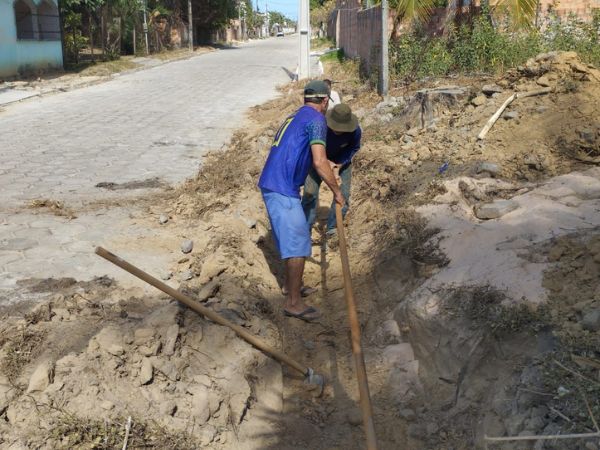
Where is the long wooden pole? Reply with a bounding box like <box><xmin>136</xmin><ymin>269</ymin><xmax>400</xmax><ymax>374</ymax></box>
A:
<box><xmin>334</xmin><ymin>205</ymin><xmax>378</xmax><ymax>450</ymax></box>
<box><xmin>95</xmin><ymin>247</ymin><xmax>310</xmax><ymax>377</ymax></box>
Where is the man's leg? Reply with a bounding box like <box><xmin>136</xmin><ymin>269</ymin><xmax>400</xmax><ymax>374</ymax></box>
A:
<box><xmin>301</xmin><ymin>168</ymin><xmax>322</xmax><ymax>229</ymax></box>
<box><xmin>326</xmin><ymin>164</ymin><xmax>352</xmax><ymax>232</ymax></box>
<box><xmin>284</xmin><ymin>257</ymin><xmax>306</xmax><ymax>313</ymax></box>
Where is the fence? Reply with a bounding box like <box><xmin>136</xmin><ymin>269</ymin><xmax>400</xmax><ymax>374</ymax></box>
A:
<box><xmin>328</xmin><ymin>6</ymin><xmax>383</xmax><ymax>77</ymax></box>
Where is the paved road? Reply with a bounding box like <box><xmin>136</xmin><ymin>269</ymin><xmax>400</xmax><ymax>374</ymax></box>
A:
<box><xmin>0</xmin><ymin>36</ymin><xmax>301</xmax><ymax>295</ymax></box>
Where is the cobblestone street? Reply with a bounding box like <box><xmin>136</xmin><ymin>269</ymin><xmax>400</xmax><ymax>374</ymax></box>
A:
<box><xmin>0</xmin><ymin>37</ymin><xmax>299</xmax><ymax>297</ymax></box>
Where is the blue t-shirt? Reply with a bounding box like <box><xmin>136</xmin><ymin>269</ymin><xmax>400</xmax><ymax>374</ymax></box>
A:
<box><xmin>258</xmin><ymin>106</ymin><xmax>327</xmax><ymax>198</ymax></box>
<box><xmin>326</xmin><ymin>126</ymin><xmax>362</xmax><ymax>166</ymax></box>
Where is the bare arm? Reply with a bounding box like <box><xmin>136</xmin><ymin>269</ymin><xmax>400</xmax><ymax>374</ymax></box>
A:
<box><xmin>311</xmin><ymin>143</ymin><xmax>345</xmax><ymax>206</ymax></box>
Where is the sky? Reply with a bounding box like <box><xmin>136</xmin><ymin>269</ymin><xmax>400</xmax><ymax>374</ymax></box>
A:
<box><xmin>258</xmin><ymin>0</ymin><xmax>298</xmax><ymax>21</ymax></box>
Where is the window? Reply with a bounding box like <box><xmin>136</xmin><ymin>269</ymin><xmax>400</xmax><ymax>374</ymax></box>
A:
<box><xmin>37</xmin><ymin>1</ymin><xmax>60</xmax><ymax>41</ymax></box>
<box><xmin>14</xmin><ymin>0</ymin><xmax>35</xmax><ymax>40</ymax></box>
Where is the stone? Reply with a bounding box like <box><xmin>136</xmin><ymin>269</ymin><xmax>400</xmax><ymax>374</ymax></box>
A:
<box><xmin>134</xmin><ymin>327</ymin><xmax>155</xmax><ymax>346</ymax></box>
<box><xmin>180</xmin><ymin>270</ymin><xmax>194</xmax><ymax>281</ymax></box>
<box><xmin>163</xmin><ymin>324</ymin><xmax>179</xmax><ymax>356</ymax></box>
<box><xmin>100</xmin><ymin>400</ymin><xmax>114</xmax><ymax>410</ymax></box>
<box><xmin>482</xmin><ymin>84</ymin><xmax>503</xmax><ymax>95</ymax></box>
<box><xmin>159</xmin><ymin>214</ymin><xmax>169</xmax><ymax>224</ymax></box>
<box><xmin>180</xmin><ymin>240</ymin><xmax>193</xmax><ymax>254</ymax></box>
<box><xmin>27</xmin><ymin>361</ymin><xmax>54</xmax><ymax>393</ymax></box>
<box><xmin>426</xmin><ymin>422</ymin><xmax>439</xmax><ymax>434</ymax></box>
<box><xmin>398</xmin><ymin>408</ymin><xmax>415</xmax><ymax>420</ymax></box>
<box><xmin>198</xmin><ymin>280</ymin><xmax>220</xmax><ymax>302</ymax></box>
<box><xmin>160</xmin><ymin>401</ymin><xmax>177</xmax><ymax>416</ymax></box>
<box><xmin>346</xmin><ymin>408</ymin><xmax>362</xmax><ymax>426</ymax></box>
<box><xmin>504</xmin><ymin>111</ymin><xmax>519</xmax><ymax>120</ymax></box>
<box><xmin>471</xmin><ymin>95</ymin><xmax>487</xmax><ymax>107</ymax></box>
<box><xmin>476</xmin><ymin>162</ymin><xmax>501</xmax><ymax>176</ymax></box>
<box><xmin>382</xmin><ymin>343</ymin><xmax>415</xmax><ymax>365</ymax></box>
<box><xmin>152</xmin><ymin>359</ymin><xmax>179</xmax><ymax>381</ymax></box>
<box><xmin>408</xmin><ymin>150</ymin><xmax>418</xmax><ymax>162</ymax></box>
<box><xmin>160</xmin><ymin>271</ymin><xmax>173</xmax><ymax>281</ymax></box>
<box><xmin>139</xmin><ymin>358</ymin><xmax>153</xmax><ymax>385</ymax></box>
<box><xmin>200</xmin><ymin>424</ymin><xmax>217</xmax><ymax>446</ymax></box>
<box><xmin>474</xmin><ymin>200</ymin><xmax>519</xmax><ymax>220</ymax></box>
<box><xmin>416</xmin><ymin>146</ymin><xmax>431</xmax><ymax>160</ymax></box>
<box><xmin>579</xmin><ymin>129</ymin><xmax>596</xmax><ymax>144</ymax></box>
<box><xmin>535</xmin><ymin>105</ymin><xmax>549</xmax><ymax>114</ymax></box>
<box><xmin>536</xmin><ymin>75</ymin><xmax>554</xmax><ymax>87</ymax></box>
<box><xmin>91</xmin><ymin>327</ymin><xmax>125</xmax><ymax>356</ymax></box>
<box><xmin>406</xmin><ymin>127</ymin><xmax>419</xmax><ymax>137</ymax></box>
<box><xmin>189</xmin><ymin>385</ymin><xmax>211</xmax><ymax>424</ymax></box>
<box><xmin>407</xmin><ymin>424</ymin><xmax>426</xmax><ymax>439</ymax></box>
<box><xmin>581</xmin><ymin>309</ymin><xmax>600</xmax><ymax>332</ymax></box>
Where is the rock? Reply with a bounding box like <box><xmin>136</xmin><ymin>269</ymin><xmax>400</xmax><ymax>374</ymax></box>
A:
<box><xmin>180</xmin><ymin>270</ymin><xmax>194</xmax><ymax>281</ymax></box>
<box><xmin>476</xmin><ymin>162</ymin><xmax>501</xmax><ymax>176</ymax></box>
<box><xmin>198</xmin><ymin>280</ymin><xmax>219</xmax><ymax>302</ymax></box>
<box><xmin>407</xmin><ymin>424</ymin><xmax>426</xmax><ymax>439</ymax></box>
<box><xmin>152</xmin><ymin>359</ymin><xmax>179</xmax><ymax>381</ymax></box>
<box><xmin>535</xmin><ymin>105</ymin><xmax>549</xmax><ymax>114</ymax></box>
<box><xmin>159</xmin><ymin>214</ymin><xmax>169</xmax><ymax>224</ymax></box>
<box><xmin>416</xmin><ymin>146</ymin><xmax>431</xmax><ymax>160</ymax></box>
<box><xmin>160</xmin><ymin>401</ymin><xmax>177</xmax><ymax>416</ymax></box>
<box><xmin>579</xmin><ymin>129</ymin><xmax>596</xmax><ymax>144</ymax></box>
<box><xmin>27</xmin><ymin>361</ymin><xmax>54</xmax><ymax>393</ymax></box>
<box><xmin>160</xmin><ymin>271</ymin><xmax>173</xmax><ymax>281</ymax></box>
<box><xmin>536</xmin><ymin>74</ymin><xmax>554</xmax><ymax>87</ymax></box>
<box><xmin>180</xmin><ymin>240</ymin><xmax>193</xmax><ymax>254</ymax></box>
<box><xmin>200</xmin><ymin>424</ymin><xmax>217</xmax><ymax>446</ymax></box>
<box><xmin>198</xmin><ymin>252</ymin><xmax>228</xmax><ymax>284</ymax></box>
<box><xmin>189</xmin><ymin>385</ymin><xmax>211</xmax><ymax>424</ymax></box>
<box><xmin>504</xmin><ymin>111</ymin><xmax>519</xmax><ymax>120</ymax></box>
<box><xmin>408</xmin><ymin>150</ymin><xmax>418</xmax><ymax>162</ymax></box>
<box><xmin>474</xmin><ymin>200</ymin><xmax>519</xmax><ymax>220</ymax></box>
<box><xmin>163</xmin><ymin>324</ymin><xmax>179</xmax><ymax>356</ymax></box>
<box><xmin>426</xmin><ymin>422</ymin><xmax>439</xmax><ymax>434</ymax></box>
<box><xmin>398</xmin><ymin>408</ymin><xmax>415</xmax><ymax>420</ymax></box>
<box><xmin>139</xmin><ymin>358</ymin><xmax>153</xmax><ymax>385</ymax></box>
<box><xmin>581</xmin><ymin>309</ymin><xmax>600</xmax><ymax>332</ymax></box>
<box><xmin>100</xmin><ymin>400</ymin><xmax>114</xmax><ymax>410</ymax></box>
<box><xmin>138</xmin><ymin>342</ymin><xmax>161</xmax><ymax>357</ymax></box>
<box><xmin>346</xmin><ymin>408</ymin><xmax>362</xmax><ymax>426</ymax></box>
<box><xmin>376</xmin><ymin>320</ymin><xmax>401</xmax><ymax>344</ymax></box>
<box><xmin>91</xmin><ymin>327</ymin><xmax>125</xmax><ymax>356</ymax></box>
<box><xmin>471</xmin><ymin>95</ymin><xmax>487</xmax><ymax>107</ymax></box>
<box><xmin>382</xmin><ymin>343</ymin><xmax>415</xmax><ymax>365</ymax></box>
<box><xmin>406</xmin><ymin>127</ymin><xmax>419</xmax><ymax>137</ymax></box>
<box><xmin>482</xmin><ymin>84</ymin><xmax>503</xmax><ymax>95</ymax></box>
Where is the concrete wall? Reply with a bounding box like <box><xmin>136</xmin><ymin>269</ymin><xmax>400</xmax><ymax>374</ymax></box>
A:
<box><xmin>0</xmin><ymin>0</ymin><xmax>63</xmax><ymax>78</ymax></box>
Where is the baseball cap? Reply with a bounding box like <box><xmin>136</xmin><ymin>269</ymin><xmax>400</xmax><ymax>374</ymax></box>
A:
<box><xmin>304</xmin><ymin>80</ymin><xmax>331</xmax><ymax>99</ymax></box>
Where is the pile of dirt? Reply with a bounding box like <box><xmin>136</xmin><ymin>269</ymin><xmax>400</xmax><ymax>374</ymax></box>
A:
<box><xmin>0</xmin><ymin>277</ymin><xmax>282</xmax><ymax>449</ymax></box>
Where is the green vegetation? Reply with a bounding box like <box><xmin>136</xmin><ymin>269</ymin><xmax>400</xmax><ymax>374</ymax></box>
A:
<box><xmin>391</xmin><ymin>10</ymin><xmax>600</xmax><ymax>82</ymax></box>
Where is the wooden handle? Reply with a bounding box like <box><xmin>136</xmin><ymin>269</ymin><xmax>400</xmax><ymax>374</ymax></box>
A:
<box><xmin>95</xmin><ymin>247</ymin><xmax>307</xmax><ymax>376</ymax></box>
<box><xmin>334</xmin><ymin>205</ymin><xmax>378</xmax><ymax>450</ymax></box>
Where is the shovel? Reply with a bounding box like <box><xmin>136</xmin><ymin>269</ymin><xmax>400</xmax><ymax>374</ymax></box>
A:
<box><xmin>95</xmin><ymin>247</ymin><xmax>324</xmax><ymax>392</ymax></box>
<box><xmin>333</xmin><ymin>168</ymin><xmax>378</xmax><ymax>450</ymax></box>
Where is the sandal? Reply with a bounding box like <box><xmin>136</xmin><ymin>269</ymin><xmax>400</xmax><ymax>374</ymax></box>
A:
<box><xmin>283</xmin><ymin>306</ymin><xmax>321</xmax><ymax>322</ymax></box>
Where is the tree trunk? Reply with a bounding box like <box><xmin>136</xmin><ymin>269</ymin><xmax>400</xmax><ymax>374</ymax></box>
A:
<box><xmin>89</xmin><ymin>14</ymin><xmax>94</xmax><ymax>61</ymax></box>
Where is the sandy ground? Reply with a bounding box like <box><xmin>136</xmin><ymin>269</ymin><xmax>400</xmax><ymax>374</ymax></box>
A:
<box><xmin>1</xmin><ymin>51</ymin><xmax>600</xmax><ymax>450</ymax></box>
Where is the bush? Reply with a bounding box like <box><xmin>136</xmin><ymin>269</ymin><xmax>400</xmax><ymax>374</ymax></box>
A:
<box><xmin>390</xmin><ymin>10</ymin><xmax>600</xmax><ymax>82</ymax></box>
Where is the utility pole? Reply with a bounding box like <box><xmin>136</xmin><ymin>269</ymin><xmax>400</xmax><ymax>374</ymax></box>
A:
<box><xmin>142</xmin><ymin>0</ymin><xmax>149</xmax><ymax>55</ymax></box>
<box><xmin>379</xmin><ymin>0</ymin><xmax>389</xmax><ymax>97</ymax></box>
<box><xmin>265</xmin><ymin>0</ymin><xmax>269</xmax><ymax>37</ymax></box>
<box><xmin>298</xmin><ymin>0</ymin><xmax>310</xmax><ymax>79</ymax></box>
<box><xmin>188</xmin><ymin>0</ymin><xmax>194</xmax><ymax>51</ymax></box>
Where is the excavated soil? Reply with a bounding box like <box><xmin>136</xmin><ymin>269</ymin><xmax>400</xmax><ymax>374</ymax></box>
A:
<box><xmin>1</xmin><ymin>51</ymin><xmax>600</xmax><ymax>450</ymax></box>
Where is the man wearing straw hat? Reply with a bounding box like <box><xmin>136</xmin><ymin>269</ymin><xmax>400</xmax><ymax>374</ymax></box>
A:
<box><xmin>301</xmin><ymin>103</ymin><xmax>362</xmax><ymax>243</ymax></box>
<box><xmin>258</xmin><ymin>80</ymin><xmax>345</xmax><ymax>322</ymax></box>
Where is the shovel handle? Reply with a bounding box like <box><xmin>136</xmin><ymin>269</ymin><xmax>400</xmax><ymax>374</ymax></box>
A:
<box><xmin>95</xmin><ymin>247</ymin><xmax>307</xmax><ymax>377</ymax></box>
<box><xmin>335</xmin><ymin>204</ymin><xmax>378</xmax><ymax>450</ymax></box>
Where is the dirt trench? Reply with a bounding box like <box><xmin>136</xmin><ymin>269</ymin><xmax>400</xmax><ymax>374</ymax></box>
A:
<box><xmin>1</xmin><ymin>51</ymin><xmax>600</xmax><ymax>449</ymax></box>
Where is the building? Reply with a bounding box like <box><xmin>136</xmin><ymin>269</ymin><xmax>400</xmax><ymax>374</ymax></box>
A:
<box><xmin>0</xmin><ymin>0</ymin><xmax>63</xmax><ymax>79</ymax></box>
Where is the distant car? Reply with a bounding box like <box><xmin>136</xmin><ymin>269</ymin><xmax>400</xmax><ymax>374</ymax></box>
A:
<box><xmin>276</xmin><ymin>31</ymin><xmax>284</xmax><ymax>37</ymax></box>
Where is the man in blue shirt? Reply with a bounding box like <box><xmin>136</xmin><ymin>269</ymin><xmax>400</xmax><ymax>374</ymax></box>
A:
<box><xmin>258</xmin><ymin>80</ymin><xmax>344</xmax><ymax>322</ymax></box>
<box><xmin>301</xmin><ymin>103</ymin><xmax>361</xmax><ymax>237</ymax></box>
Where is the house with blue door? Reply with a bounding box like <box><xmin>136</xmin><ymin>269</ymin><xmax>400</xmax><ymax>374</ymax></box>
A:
<box><xmin>0</xmin><ymin>0</ymin><xmax>63</xmax><ymax>78</ymax></box>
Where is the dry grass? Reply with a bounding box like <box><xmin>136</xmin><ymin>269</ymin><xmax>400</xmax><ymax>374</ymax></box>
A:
<box><xmin>0</xmin><ymin>326</ymin><xmax>46</xmax><ymax>383</ymax></box>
